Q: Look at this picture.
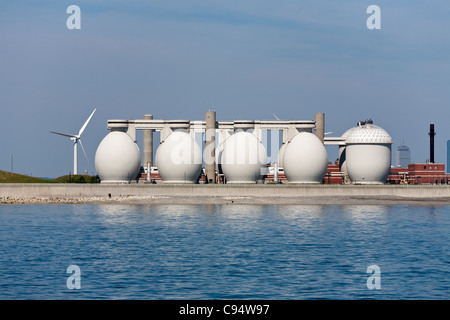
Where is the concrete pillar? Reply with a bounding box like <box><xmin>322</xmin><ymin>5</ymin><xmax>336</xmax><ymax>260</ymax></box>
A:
<box><xmin>205</xmin><ymin>111</ymin><xmax>216</xmax><ymax>184</ymax></box>
<box><xmin>160</xmin><ymin>125</ymin><xmax>173</xmax><ymax>142</ymax></box>
<box><xmin>254</xmin><ymin>124</ymin><xmax>262</xmax><ymax>142</ymax></box>
<box><xmin>143</xmin><ymin>114</ymin><xmax>153</xmax><ymax>167</ymax></box>
<box><xmin>126</xmin><ymin>124</ymin><xmax>136</xmax><ymax>142</ymax></box>
<box><xmin>282</xmin><ymin>128</ymin><xmax>289</xmax><ymax>143</ymax></box>
<box><xmin>315</xmin><ymin>113</ymin><xmax>325</xmax><ymax>144</ymax></box>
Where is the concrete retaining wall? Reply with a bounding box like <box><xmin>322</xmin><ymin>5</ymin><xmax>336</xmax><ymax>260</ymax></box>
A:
<box><xmin>1</xmin><ymin>184</ymin><xmax>449</xmax><ymax>201</ymax></box>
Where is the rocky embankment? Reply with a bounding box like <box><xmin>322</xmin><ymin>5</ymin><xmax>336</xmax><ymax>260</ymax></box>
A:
<box><xmin>0</xmin><ymin>196</ymin><xmax>171</xmax><ymax>204</ymax></box>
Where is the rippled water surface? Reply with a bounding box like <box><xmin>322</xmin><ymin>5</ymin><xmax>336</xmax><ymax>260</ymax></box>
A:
<box><xmin>0</xmin><ymin>203</ymin><xmax>449</xmax><ymax>299</ymax></box>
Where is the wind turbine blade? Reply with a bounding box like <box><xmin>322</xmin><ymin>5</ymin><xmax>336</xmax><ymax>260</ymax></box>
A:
<box><xmin>79</xmin><ymin>139</ymin><xmax>90</xmax><ymax>169</ymax></box>
<box><xmin>50</xmin><ymin>131</ymin><xmax>77</xmax><ymax>138</ymax></box>
<box><xmin>78</xmin><ymin>108</ymin><xmax>96</xmax><ymax>137</ymax></box>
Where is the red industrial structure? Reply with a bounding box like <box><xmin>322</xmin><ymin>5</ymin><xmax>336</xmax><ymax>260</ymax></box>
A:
<box><xmin>266</xmin><ymin>161</ymin><xmax>449</xmax><ymax>185</ymax></box>
<box><xmin>139</xmin><ymin>162</ymin><xmax>449</xmax><ymax>185</ymax></box>
<box><xmin>388</xmin><ymin>163</ymin><xmax>448</xmax><ymax>184</ymax></box>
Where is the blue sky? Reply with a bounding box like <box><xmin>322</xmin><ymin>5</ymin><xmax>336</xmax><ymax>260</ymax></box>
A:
<box><xmin>1</xmin><ymin>1</ymin><xmax>449</xmax><ymax>177</ymax></box>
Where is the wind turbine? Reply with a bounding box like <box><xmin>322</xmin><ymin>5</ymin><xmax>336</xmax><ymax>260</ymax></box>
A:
<box><xmin>50</xmin><ymin>108</ymin><xmax>96</xmax><ymax>175</ymax></box>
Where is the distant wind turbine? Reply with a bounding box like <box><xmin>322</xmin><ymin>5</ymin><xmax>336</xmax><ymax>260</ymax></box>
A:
<box><xmin>50</xmin><ymin>108</ymin><xmax>96</xmax><ymax>175</ymax></box>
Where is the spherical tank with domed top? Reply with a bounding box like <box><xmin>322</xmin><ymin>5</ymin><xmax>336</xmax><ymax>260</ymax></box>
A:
<box><xmin>95</xmin><ymin>131</ymin><xmax>141</xmax><ymax>183</ymax></box>
<box><xmin>345</xmin><ymin>120</ymin><xmax>392</xmax><ymax>184</ymax></box>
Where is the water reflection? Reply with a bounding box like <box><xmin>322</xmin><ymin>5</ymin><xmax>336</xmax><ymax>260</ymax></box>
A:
<box><xmin>219</xmin><ymin>204</ymin><xmax>267</xmax><ymax>219</ymax></box>
<box><xmin>275</xmin><ymin>205</ymin><xmax>326</xmax><ymax>221</ymax></box>
<box><xmin>95</xmin><ymin>204</ymin><xmax>141</xmax><ymax>225</ymax></box>
<box><xmin>341</xmin><ymin>205</ymin><xmax>389</xmax><ymax>224</ymax></box>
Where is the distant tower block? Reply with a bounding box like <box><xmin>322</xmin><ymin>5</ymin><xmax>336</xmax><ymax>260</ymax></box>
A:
<box><xmin>143</xmin><ymin>114</ymin><xmax>153</xmax><ymax>167</ymax></box>
<box><xmin>315</xmin><ymin>113</ymin><xmax>325</xmax><ymax>144</ymax></box>
<box><xmin>396</xmin><ymin>144</ymin><xmax>411</xmax><ymax>168</ymax></box>
<box><xmin>205</xmin><ymin>111</ymin><xmax>216</xmax><ymax>183</ymax></box>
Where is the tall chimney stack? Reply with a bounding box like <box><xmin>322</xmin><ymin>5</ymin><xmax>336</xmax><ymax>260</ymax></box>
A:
<box><xmin>429</xmin><ymin>124</ymin><xmax>435</xmax><ymax>163</ymax></box>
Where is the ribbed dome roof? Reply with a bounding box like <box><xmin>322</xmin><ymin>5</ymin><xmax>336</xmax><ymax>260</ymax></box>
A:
<box><xmin>345</xmin><ymin>123</ymin><xmax>392</xmax><ymax>144</ymax></box>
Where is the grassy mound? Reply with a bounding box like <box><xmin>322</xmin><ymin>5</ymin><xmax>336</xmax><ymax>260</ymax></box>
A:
<box><xmin>0</xmin><ymin>170</ymin><xmax>52</xmax><ymax>183</ymax></box>
<box><xmin>0</xmin><ymin>170</ymin><xmax>99</xmax><ymax>183</ymax></box>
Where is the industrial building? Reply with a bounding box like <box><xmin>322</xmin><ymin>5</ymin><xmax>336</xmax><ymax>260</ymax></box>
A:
<box><xmin>388</xmin><ymin>164</ymin><xmax>448</xmax><ymax>185</ymax></box>
<box><xmin>447</xmin><ymin>140</ymin><xmax>450</xmax><ymax>174</ymax></box>
<box><xmin>94</xmin><ymin>113</ymin><xmax>448</xmax><ymax>185</ymax></box>
<box><xmin>385</xmin><ymin>124</ymin><xmax>448</xmax><ymax>184</ymax></box>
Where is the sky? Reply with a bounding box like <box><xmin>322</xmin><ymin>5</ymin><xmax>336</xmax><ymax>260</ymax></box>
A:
<box><xmin>1</xmin><ymin>0</ymin><xmax>449</xmax><ymax>178</ymax></box>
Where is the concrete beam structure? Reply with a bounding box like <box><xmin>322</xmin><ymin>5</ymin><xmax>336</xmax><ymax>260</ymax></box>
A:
<box><xmin>106</xmin><ymin>115</ymin><xmax>337</xmax><ymax>168</ymax></box>
<box><xmin>324</xmin><ymin>137</ymin><xmax>346</xmax><ymax>146</ymax></box>
<box><xmin>107</xmin><ymin>119</ymin><xmax>316</xmax><ymax>137</ymax></box>
<box><xmin>106</xmin><ymin>114</ymin><xmax>352</xmax><ymax>161</ymax></box>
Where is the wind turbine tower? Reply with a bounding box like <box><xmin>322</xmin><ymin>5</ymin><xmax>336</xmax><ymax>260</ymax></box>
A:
<box><xmin>50</xmin><ymin>108</ymin><xmax>96</xmax><ymax>175</ymax></box>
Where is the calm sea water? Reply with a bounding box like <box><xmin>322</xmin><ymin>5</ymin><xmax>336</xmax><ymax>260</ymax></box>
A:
<box><xmin>0</xmin><ymin>203</ymin><xmax>449</xmax><ymax>300</ymax></box>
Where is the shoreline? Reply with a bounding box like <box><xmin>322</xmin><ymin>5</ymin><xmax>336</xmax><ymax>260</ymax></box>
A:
<box><xmin>1</xmin><ymin>197</ymin><xmax>449</xmax><ymax>206</ymax></box>
<box><xmin>1</xmin><ymin>184</ymin><xmax>449</xmax><ymax>205</ymax></box>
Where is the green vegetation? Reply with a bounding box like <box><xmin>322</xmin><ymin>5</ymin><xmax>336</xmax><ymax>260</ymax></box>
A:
<box><xmin>0</xmin><ymin>170</ymin><xmax>99</xmax><ymax>183</ymax></box>
<box><xmin>0</xmin><ymin>170</ymin><xmax>52</xmax><ymax>183</ymax></box>
<box><xmin>52</xmin><ymin>174</ymin><xmax>99</xmax><ymax>183</ymax></box>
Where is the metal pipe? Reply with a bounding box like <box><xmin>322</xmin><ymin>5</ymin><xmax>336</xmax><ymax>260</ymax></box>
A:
<box><xmin>146</xmin><ymin>161</ymin><xmax>151</xmax><ymax>183</ymax></box>
<box><xmin>274</xmin><ymin>162</ymin><xmax>278</xmax><ymax>183</ymax></box>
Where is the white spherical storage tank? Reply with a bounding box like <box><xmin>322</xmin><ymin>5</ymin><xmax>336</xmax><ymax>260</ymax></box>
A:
<box><xmin>95</xmin><ymin>131</ymin><xmax>141</xmax><ymax>183</ymax></box>
<box><xmin>283</xmin><ymin>132</ymin><xmax>328</xmax><ymax>183</ymax></box>
<box><xmin>155</xmin><ymin>131</ymin><xmax>202</xmax><ymax>183</ymax></box>
<box><xmin>338</xmin><ymin>127</ymin><xmax>357</xmax><ymax>174</ymax></box>
<box><xmin>220</xmin><ymin>131</ymin><xmax>267</xmax><ymax>183</ymax></box>
<box><xmin>345</xmin><ymin>122</ymin><xmax>392</xmax><ymax>184</ymax></box>
<box><xmin>277</xmin><ymin>142</ymin><xmax>287</xmax><ymax>168</ymax></box>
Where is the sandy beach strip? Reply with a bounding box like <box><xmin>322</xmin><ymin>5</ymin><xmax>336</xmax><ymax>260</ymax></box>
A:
<box><xmin>1</xmin><ymin>195</ymin><xmax>449</xmax><ymax>206</ymax></box>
